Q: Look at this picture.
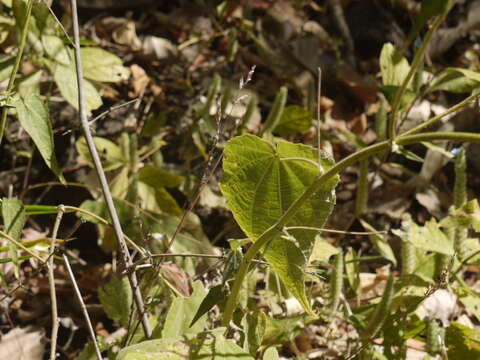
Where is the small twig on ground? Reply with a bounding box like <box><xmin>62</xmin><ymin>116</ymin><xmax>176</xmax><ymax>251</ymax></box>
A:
<box><xmin>69</xmin><ymin>0</ymin><xmax>151</xmax><ymax>338</ymax></box>
<box><xmin>63</xmin><ymin>253</ymin><xmax>103</xmax><ymax>360</ymax></box>
<box><xmin>48</xmin><ymin>205</ymin><xmax>65</xmax><ymax>360</ymax></box>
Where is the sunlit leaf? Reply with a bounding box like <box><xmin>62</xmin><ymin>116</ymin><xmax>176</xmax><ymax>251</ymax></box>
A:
<box><xmin>380</xmin><ymin>43</ymin><xmax>410</xmax><ymax>87</ymax></box>
<box><xmin>160</xmin><ymin>281</ymin><xmax>207</xmax><ymax>339</ymax></box>
<box><xmin>76</xmin><ymin>136</ymin><xmax>125</xmax><ymax>171</ymax></box>
<box><xmin>13</xmin><ymin>94</ymin><xmax>65</xmax><ymax>183</ymax></box>
<box><xmin>81</xmin><ymin>47</ymin><xmax>130</xmax><ymax>82</ymax></box>
<box><xmin>221</xmin><ymin>134</ymin><xmax>338</xmax><ymax>313</ymax></box>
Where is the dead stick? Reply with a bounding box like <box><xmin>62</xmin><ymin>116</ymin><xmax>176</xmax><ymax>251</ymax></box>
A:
<box><xmin>69</xmin><ymin>0</ymin><xmax>151</xmax><ymax>338</ymax></box>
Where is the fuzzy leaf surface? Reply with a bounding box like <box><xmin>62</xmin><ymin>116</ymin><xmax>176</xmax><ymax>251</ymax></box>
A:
<box><xmin>221</xmin><ymin>134</ymin><xmax>338</xmax><ymax>312</ymax></box>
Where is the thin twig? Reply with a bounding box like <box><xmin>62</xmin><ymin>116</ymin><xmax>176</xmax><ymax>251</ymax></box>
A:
<box><xmin>283</xmin><ymin>226</ymin><xmax>387</xmax><ymax>236</ymax></box>
<box><xmin>63</xmin><ymin>253</ymin><xmax>102</xmax><ymax>360</ymax></box>
<box><xmin>69</xmin><ymin>0</ymin><xmax>151</xmax><ymax>338</ymax></box>
<box><xmin>48</xmin><ymin>205</ymin><xmax>65</xmax><ymax>360</ymax></box>
<box><xmin>0</xmin><ymin>230</ymin><xmax>46</xmax><ymax>263</ymax></box>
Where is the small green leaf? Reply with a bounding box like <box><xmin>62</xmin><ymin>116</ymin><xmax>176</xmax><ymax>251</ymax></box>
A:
<box><xmin>98</xmin><ymin>275</ymin><xmax>132</xmax><ymax>326</ymax></box>
<box><xmin>160</xmin><ymin>281</ymin><xmax>207</xmax><ymax>339</ymax></box>
<box><xmin>118</xmin><ymin>333</ymin><xmax>254</xmax><ymax>360</ymax></box>
<box><xmin>76</xmin><ymin>136</ymin><xmax>125</xmax><ymax>171</ymax></box>
<box><xmin>244</xmin><ymin>311</ymin><xmax>267</xmax><ymax>355</ymax></box>
<box><xmin>221</xmin><ymin>134</ymin><xmax>338</xmax><ymax>313</ymax></box>
<box><xmin>428</xmin><ymin>68</ymin><xmax>480</xmax><ymax>94</ymax></box>
<box><xmin>0</xmin><ymin>56</ymin><xmax>15</xmax><ymax>82</ymax></box>
<box><xmin>48</xmin><ymin>60</ymin><xmax>102</xmax><ymax>114</ymax></box>
<box><xmin>360</xmin><ymin>219</ymin><xmax>397</xmax><ymax>265</ymax></box>
<box><xmin>13</xmin><ymin>94</ymin><xmax>65</xmax><ymax>183</ymax></box>
<box><xmin>263</xmin><ymin>347</ymin><xmax>279</xmax><ymax>360</ymax></box>
<box><xmin>1</xmin><ymin>197</ymin><xmax>26</xmax><ymax>275</ymax></box>
<box><xmin>42</xmin><ymin>34</ymin><xmax>70</xmax><ymax>65</ymax></box>
<box><xmin>380</xmin><ymin>43</ymin><xmax>410</xmax><ymax>87</ymax></box>
<box><xmin>80</xmin><ymin>47</ymin><xmax>130</xmax><ymax>82</ymax></box>
<box><xmin>190</xmin><ymin>285</ymin><xmax>227</xmax><ymax>328</ymax></box>
<box><xmin>138</xmin><ymin>166</ymin><xmax>185</xmax><ymax>188</ymax></box>
<box><xmin>308</xmin><ymin>236</ymin><xmax>339</xmax><ymax>264</ymax></box>
<box><xmin>273</xmin><ymin>105</ymin><xmax>312</xmax><ymax>135</ymax></box>
<box><xmin>261</xmin><ymin>87</ymin><xmax>287</xmax><ymax>136</ymax></box>
<box><xmin>393</xmin><ymin>217</ymin><xmax>454</xmax><ymax>256</ymax></box>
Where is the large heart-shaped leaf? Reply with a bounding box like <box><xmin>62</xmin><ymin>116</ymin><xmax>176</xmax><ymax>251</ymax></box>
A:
<box><xmin>221</xmin><ymin>134</ymin><xmax>338</xmax><ymax>312</ymax></box>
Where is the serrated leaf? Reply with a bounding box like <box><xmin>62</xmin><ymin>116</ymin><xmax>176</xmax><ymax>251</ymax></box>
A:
<box><xmin>48</xmin><ymin>60</ymin><xmax>102</xmax><ymax>114</ymax></box>
<box><xmin>440</xmin><ymin>199</ymin><xmax>480</xmax><ymax>232</ymax></box>
<box><xmin>138</xmin><ymin>166</ymin><xmax>185</xmax><ymax>188</ymax></box>
<box><xmin>273</xmin><ymin>105</ymin><xmax>312</xmax><ymax>136</ymax></box>
<box><xmin>221</xmin><ymin>134</ymin><xmax>338</xmax><ymax>313</ymax></box>
<box><xmin>393</xmin><ymin>218</ymin><xmax>454</xmax><ymax>255</ymax></box>
<box><xmin>160</xmin><ymin>281</ymin><xmax>207</xmax><ymax>339</ymax></box>
<box><xmin>98</xmin><ymin>275</ymin><xmax>132</xmax><ymax>326</ymax></box>
<box><xmin>76</xmin><ymin>136</ymin><xmax>125</xmax><ymax>171</ymax></box>
<box><xmin>1</xmin><ymin>197</ymin><xmax>25</xmax><ymax>275</ymax></box>
<box><xmin>13</xmin><ymin>94</ymin><xmax>65</xmax><ymax>183</ymax></box>
<box><xmin>380</xmin><ymin>43</ymin><xmax>410</xmax><ymax>87</ymax></box>
<box><xmin>80</xmin><ymin>47</ymin><xmax>130</xmax><ymax>82</ymax></box>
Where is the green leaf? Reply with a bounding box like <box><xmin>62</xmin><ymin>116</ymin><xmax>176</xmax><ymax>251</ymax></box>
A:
<box><xmin>1</xmin><ymin>197</ymin><xmax>26</xmax><ymax>275</ymax></box>
<box><xmin>190</xmin><ymin>285</ymin><xmax>227</xmax><ymax>328</ymax></box>
<box><xmin>0</xmin><ymin>56</ymin><xmax>14</xmax><ymax>82</ymax></box>
<box><xmin>261</xmin><ymin>87</ymin><xmax>287</xmax><ymax>136</ymax></box>
<box><xmin>360</xmin><ymin>219</ymin><xmax>397</xmax><ymax>265</ymax></box>
<box><xmin>273</xmin><ymin>105</ymin><xmax>312</xmax><ymax>136</ymax></box>
<box><xmin>380</xmin><ymin>43</ymin><xmax>410</xmax><ymax>87</ymax></box>
<box><xmin>160</xmin><ymin>281</ymin><xmax>207</xmax><ymax>339</ymax></box>
<box><xmin>138</xmin><ymin>166</ymin><xmax>185</xmax><ymax>188</ymax></box>
<box><xmin>446</xmin><ymin>322</ymin><xmax>480</xmax><ymax>357</ymax></box>
<box><xmin>428</xmin><ymin>68</ymin><xmax>480</xmax><ymax>94</ymax></box>
<box><xmin>440</xmin><ymin>199</ymin><xmax>480</xmax><ymax>232</ymax></box>
<box><xmin>244</xmin><ymin>311</ymin><xmax>267</xmax><ymax>356</ymax></box>
<box><xmin>48</xmin><ymin>60</ymin><xmax>102</xmax><ymax>114</ymax></box>
<box><xmin>98</xmin><ymin>275</ymin><xmax>132</xmax><ymax>326</ymax></box>
<box><xmin>12</xmin><ymin>94</ymin><xmax>65</xmax><ymax>183</ymax></box>
<box><xmin>76</xmin><ymin>136</ymin><xmax>125</xmax><ymax>171</ymax></box>
<box><xmin>221</xmin><ymin>134</ymin><xmax>338</xmax><ymax>313</ymax></box>
<box><xmin>80</xmin><ymin>47</ymin><xmax>130</xmax><ymax>83</ymax></box>
<box><xmin>42</xmin><ymin>34</ymin><xmax>70</xmax><ymax>65</ymax></box>
<box><xmin>308</xmin><ymin>236</ymin><xmax>339</xmax><ymax>264</ymax></box>
<box><xmin>17</xmin><ymin>70</ymin><xmax>42</xmax><ymax>97</ymax></box>
<box><xmin>117</xmin><ymin>333</ymin><xmax>254</xmax><ymax>360</ymax></box>
<box><xmin>393</xmin><ymin>217</ymin><xmax>454</xmax><ymax>256</ymax></box>
<box><xmin>263</xmin><ymin>347</ymin><xmax>279</xmax><ymax>360</ymax></box>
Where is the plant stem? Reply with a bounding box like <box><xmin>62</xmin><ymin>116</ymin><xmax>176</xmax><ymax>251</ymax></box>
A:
<box><xmin>63</xmin><ymin>253</ymin><xmax>103</xmax><ymax>360</ymax></box>
<box><xmin>222</xmin><ymin>131</ymin><xmax>480</xmax><ymax>327</ymax></box>
<box><xmin>48</xmin><ymin>205</ymin><xmax>65</xmax><ymax>360</ymax></box>
<box><xmin>69</xmin><ymin>0</ymin><xmax>151</xmax><ymax>338</ymax></box>
<box><xmin>388</xmin><ymin>13</ymin><xmax>448</xmax><ymax>140</ymax></box>
<box><xmin>400</xmin><ymin>91</ymin><xmax>480</xmax><ymax>137</ymax></box>
<box><xmin>0</xmin><ymin>0</ymin><xmax>34</xmax><ymax>144</ymax></box>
